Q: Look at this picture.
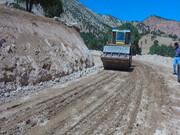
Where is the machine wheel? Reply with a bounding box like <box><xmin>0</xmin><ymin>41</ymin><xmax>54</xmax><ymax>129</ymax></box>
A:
<box><xmin>178</xmin><ymin>64</ymin><xmax>180</xmax><ymax>83</ymax></box>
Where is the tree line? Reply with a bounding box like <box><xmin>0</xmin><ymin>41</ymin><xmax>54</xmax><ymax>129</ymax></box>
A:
<box><xmin>13</xmin><ymin>0</ymin><xmax>63</xmax><ymax>17</ymax></box>
<box><xmin>149</xmin><ymin>39</ymin><xmax>175</xmax><ymax>57</ymax></box>
<box><xmin>149</xmin><ymin>44</ymin><xmax>175</xmax><ymax>57</ymax></box>
<box><xmin>80</xmin><ymin>23</ymin><xmax>142</xmax><ymax>55</ymax></box>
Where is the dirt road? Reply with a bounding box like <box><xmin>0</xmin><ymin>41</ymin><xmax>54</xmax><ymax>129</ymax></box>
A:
<box><xmin>0</xmin><ymin>56</ymin><xmax>180</xmax><ymax>134</ymax></box>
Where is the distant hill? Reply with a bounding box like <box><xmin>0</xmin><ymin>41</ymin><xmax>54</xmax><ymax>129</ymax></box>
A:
<box><xmin>61</xmin><ymin>0</ymin><xmax>126</xmax><ymax>36</ymax></box>
<box><xmin>139</xmin><ymin>35</ymin><xmax>174</xmax><ymax>54</ymax></box>
<box><xmin>142</xmin><ymin>15</ymin><xmax>180</xmax><ymax>39</ymax></box>
<box><xmin>61</xmin><ymin>0</ymin><xmax>175</xmax><ymax>38</ymax></box>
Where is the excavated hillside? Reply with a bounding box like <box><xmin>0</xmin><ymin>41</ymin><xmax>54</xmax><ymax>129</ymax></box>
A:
<box><xmin>0</xmin><ymin>5</ymin><xmax>94</xmax><ymax>97</ymax></box>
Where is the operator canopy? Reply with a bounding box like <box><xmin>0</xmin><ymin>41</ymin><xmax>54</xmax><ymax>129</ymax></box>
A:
<box><xmin>108</xmin><ymin>29</ymin><xmax>133</xmax><ymax>44</ymax></box>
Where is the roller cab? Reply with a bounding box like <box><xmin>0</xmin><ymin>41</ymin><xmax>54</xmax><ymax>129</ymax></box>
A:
<box><xmin>101</xmin><ymin>29</ymin><xmax>134</xmax><ymax>70</ymax></box>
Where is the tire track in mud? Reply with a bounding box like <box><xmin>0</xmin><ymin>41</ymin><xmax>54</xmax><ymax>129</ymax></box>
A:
<box><xmin>0</xmin><ymin>61</ymin><xmax>174</xmax><ymax>135</ymax></box>
<box><xmin>129</xmin><ymin>62</ymin><xmax>173</xmax><ymax>135</ymax></box>
<box><xmin>28</xmin><ymin>73</ymin><xmax>132</xmax><ymax>135</ymax></box>
<box><xmin>0</xmin><ymin>71</ymin><xmax>121</xmax><ymax>135</ymax></box>
<box><xmin>89</xmin><ymin>66</ymin><xmax>144</xmax><ymax>135</ymax></box>
<box><xmin>122</xmin><ymin>67</ymin><xmax>145</xmax><ymax>135</ymax></box>
<box><xmin>53</xmin><ymin>65</ymin><xmax>140</xmax><ymax>135</ymax></box>
<box><xmin>142</xmin><ymin>64</ymin><xmax>172</xmax><ymax>134</ymax></box>
<box><xmin>0</xmin><ymin>70</ymin><xmax>105</xmax><ymax>114</ymax></box>
<box><xmin>62</xmin><ymin>80</ymin><xmax>135</xmax><ymax>135</ymax></box>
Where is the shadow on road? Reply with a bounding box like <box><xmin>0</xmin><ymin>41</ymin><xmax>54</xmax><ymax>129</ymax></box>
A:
<box><xmin>104</xmin><ymin>65</ymin><xmax>136</xmax><ymax>72</ymax></box>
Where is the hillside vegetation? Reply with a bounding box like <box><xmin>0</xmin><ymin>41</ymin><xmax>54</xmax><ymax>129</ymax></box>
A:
<box><xmin>9</xmin><ymin>0</ymin><xmax>63</xmax><ymax>17</ymax></box>
<box><xmin>81</xmin><ymin>23</ymin><xmax>141</xmax><ymax>55</ymax></box>
<box><xmin>149</xmin><ymin>45</ymin><xmax>175</xmax><ymax>57</ymax></box>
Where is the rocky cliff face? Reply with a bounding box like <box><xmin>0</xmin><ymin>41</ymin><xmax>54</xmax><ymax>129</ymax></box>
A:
<box><xmin>0</xmin><ymin>5</ymin><xmax>94</xmax><ymax>94</ymax></box>
<box><xmin>61</xmin><ymin>0</ymin><xmax>126</xmax><ymax>36</ymax></box>
<box><xmin>142</xmin><ymin>15</ymin><xmax>180</xmax><ymax>38</ymax></box>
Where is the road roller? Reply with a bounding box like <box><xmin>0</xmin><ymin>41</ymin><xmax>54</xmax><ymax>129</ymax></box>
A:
<box><xmin>101</xmin><ymin>29</ymin><xmax>134</xmax><ymax>70</ymax></box>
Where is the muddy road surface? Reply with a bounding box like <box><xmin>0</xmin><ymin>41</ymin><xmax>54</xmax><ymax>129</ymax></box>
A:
<box><xmin>0</xmin><ymin>60</ymin><xmax>180</xmax><ymax>135</ymax></box>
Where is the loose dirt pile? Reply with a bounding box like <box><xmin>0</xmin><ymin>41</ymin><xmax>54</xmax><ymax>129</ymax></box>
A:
<box><xmin>0</xmin><ymin>5</ymin><xmax>94</xmax><ymax>102</ymax></box>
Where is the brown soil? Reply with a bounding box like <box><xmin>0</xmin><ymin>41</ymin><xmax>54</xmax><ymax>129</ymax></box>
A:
<box><xmin>0</xmin><ymin>4</ymin><xmax>94</xmax><ymax>94</ymax></box>
<box><xmin>0</xmin><ymin>52</ymin><xmax>179</xmax><ymax>135</ymax></box>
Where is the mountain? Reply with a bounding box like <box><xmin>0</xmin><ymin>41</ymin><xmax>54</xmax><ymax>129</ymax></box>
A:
<box><xmin>61</xmin><ymin>0</ymin><xmax>180</xmax><ymax>40</ymax></box>
<box><xmin>61</xmin><ymin>0</ymin><xmax>126</xmax><ymax>36</ymax></box>
<box><xmin>142</xmin><ymin>15</ymin><xmax>180</xmax><ymax>39</ymax></box>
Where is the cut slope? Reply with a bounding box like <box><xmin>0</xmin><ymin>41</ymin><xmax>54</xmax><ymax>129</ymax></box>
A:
<box><xmin>0</xmin><ymin>5</ymin><xmax>94</xmax><ymax>93</ymax></box>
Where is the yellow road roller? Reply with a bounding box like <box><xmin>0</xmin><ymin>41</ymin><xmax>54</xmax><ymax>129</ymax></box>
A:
<box><xmin>101</xmin><ymin>29</ymin><xmax>134</xmax><ymax>70</ymax></box>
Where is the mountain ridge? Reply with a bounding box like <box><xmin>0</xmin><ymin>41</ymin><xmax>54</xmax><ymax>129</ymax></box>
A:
<box><xmin>61</xmin><ymin>0</ymin><xmax>126</xmax><ymax>36</ymax></box>
<box><xmin>142</xmin><ymin>15</ymin><xmax>180</xmax><ymax>38</ymax></box>
<box><xmin>142</xmin><ymin>15</ymin><xmax>180</xmax><ymax>22</ymax></box>
<box><xmin>61</xmin><ymin>0</ymin><xmax>180</xmax><ymax>39</ymax></box>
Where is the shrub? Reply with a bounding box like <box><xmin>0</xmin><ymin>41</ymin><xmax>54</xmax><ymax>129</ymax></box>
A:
<box><xmin>10</xmin><ymin>3</ymin><xmax>26</xmax><ymax>11</ymax></box>
<box><xmin>149</xmin><ymin>44</ymin><xmax>175</xmax><ymax>57</ymax></box>
<box><xmin>40</xmin><ymin>0</ymin><xmax>63</xmax><ymax>17</ymax></box>
<box><xmin>80</xmin><ymin>32</ymin><xmax>105</xmax><ymax>51</ymax></box>
<box><xmin>154</xmin><ymin>40</ymin><xmax>159</xmax><ymax>46</ymax></box>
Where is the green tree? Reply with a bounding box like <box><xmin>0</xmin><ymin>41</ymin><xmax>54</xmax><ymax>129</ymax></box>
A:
<box><xmin>154</xmin><ymin>40</ymin><xmax>159</xmax><ymax>46</ymax></box>
<box><xmin>10</xmin><ymin>2</ymin><xmax>26</xmax><ymax>11</ymax></box>
<box><xmin>16</xmin><ymin>0</ymin><xmax>63</xmax><ymax>17</ymax></box>
<box><xmin>169</xmin><ymin>34</ymin><xmax>178</xmax><ymax>40</ymax></box>
<box><xmin>16</xmin><ymin>0</ymin><xmax>34</xmax><ymax>12</ymax></box>
<box><xmin>80</xmin><ymin>32</ymin><xmax>106</xmax><ymax>50</ymax></box>
<box><xmin>151</xmin><ymin>35</ymin><xmax>156</xmax><ymax>41</ymax></box>
<box><xmin>149</xmin><ymin>44</ymin><xmax>175</xmax><ymax>57</ymax></box>
<box><xmin>40</xmin><ymin>0</ymin><xmax>63</xmax><ymax>17</ymax></box>
<box><xmin>173</xmin><ymin>35</ymin><xmax>177</xmax><ymax>40</ymax></box>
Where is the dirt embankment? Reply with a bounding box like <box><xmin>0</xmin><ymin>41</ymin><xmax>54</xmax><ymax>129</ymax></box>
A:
<box><xmin>0</xmin><ymin>5</ymin><xmax>94</xmax><ymax>99</ymax></box>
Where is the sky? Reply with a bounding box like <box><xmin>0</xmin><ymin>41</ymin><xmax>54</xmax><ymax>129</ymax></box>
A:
<box><xmin>78</xmin><ymin>0</ymin><xmax>180</xmax><ymax>22</ymax></box>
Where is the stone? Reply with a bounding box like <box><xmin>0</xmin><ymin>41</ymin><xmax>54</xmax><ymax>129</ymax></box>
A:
<box><xmin>10</xmin><ymin>91</ymin><xmax>16</xmax><ymax>96</ymax></box>
<box><xmin>4</xmin><ymin>92</ymin><xmax>10</xmax><ymax>97</ymax></box>
<box><xmin>39</xmin><ymin>82</ymin><xmax>43</xmax><ymax>86</ymax></box>
<box><xmin>6</xmin><ymin>46</ymin><xmax>13</xmax><ymax>53</ymax></box>
<box><xmin>35</xmin><ymin>50</ymin><xmax>40</xmax><ymax>55</ymax></box>
<box><xmin>12</xmin><ymin>44</ymin><xmax>16</xmax><ymax>48</ymax></box>
<box><xmin>53</xmin><ymin>16</ymin><xmax>60</xmax><ymax>21</ymax></box>
<box><xmin>0</xmin><ymin>39</ymin><xmax>6</xmax><ymax>48</ymax></box>
<box><xmin>54</xmin><ymin>78</ymin><xmax>60</xmax><ymax>82</ymax></box>
<box><xmin>17</xmin><ymin>87</ymin><xmax>22</xmax><ymax>91</ymax></box>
